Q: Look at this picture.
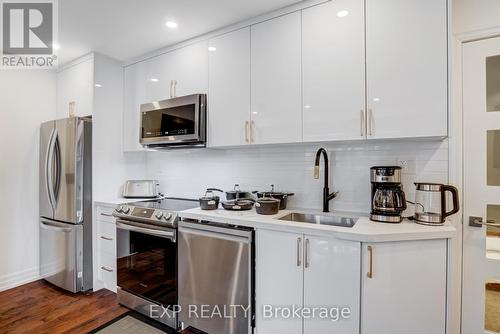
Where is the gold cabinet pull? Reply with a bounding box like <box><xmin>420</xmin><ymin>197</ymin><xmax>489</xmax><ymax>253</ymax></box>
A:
<box><xmin>245</xmin><ymin>121</ymin><xmax>249</xmax><ymax>143</ymax></box>
<box><xmin>360</xmin><ymin>109</ymin><xmax>365</xmax><ymax>137</ymax></box>
<box><xmin>368</xmin><ymin>109</ymin><xmax>373</xmax><ymax>136</ymax></box>
<box><xmin>305</xmin><ymin>238</ymin><xmax>310</xmax><ymax>268</ymax></box>
<box><xmin>250</xmin><ymin>121</ymin><xmax>255</xmax><ymax>143</ymax></box>
<box><xmin>367</xmin><ymin>245</ymin><xmax>373</xmax><ymax>278</ymax></box>
<box><xmin>297</xmin><ymin>237</ymin><xmax>302</xmax><ymax>267</ymax></box>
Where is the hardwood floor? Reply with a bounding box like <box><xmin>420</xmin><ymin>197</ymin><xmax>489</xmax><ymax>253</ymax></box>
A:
<box><xmin>0</xmin><ymin>280</ymin><xmax>127</xmax><ymax>334</ymax></box>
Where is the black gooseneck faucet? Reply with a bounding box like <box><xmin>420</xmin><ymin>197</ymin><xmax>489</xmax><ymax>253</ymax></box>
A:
<box><xmin>314</xmin><ymin>148</ymin><xmax>339</xmax><ymax>212</ymax></box>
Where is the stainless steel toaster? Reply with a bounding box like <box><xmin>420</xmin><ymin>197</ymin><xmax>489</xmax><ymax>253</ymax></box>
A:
<box><xmin>122</xmin><ymin>180</ymin><xmax>160</xmax><ymax>198</ymax></box>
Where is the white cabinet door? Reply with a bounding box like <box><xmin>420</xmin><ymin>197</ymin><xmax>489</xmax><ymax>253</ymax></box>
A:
<box><xmin>251</xmin><ymin>12</ymin><xmax>302</xmax><ymax>144</ymax></box>
<box><xmin>303</xmin><ymin>236</ymin><xmax>361</xmax><ymax>334</ymax></box>
<box><xmin>366</xmin><ymin>0</ymin><xmax>447</xmax><ymax>139</ymax></box>
<box><xmin>123</xmin><ymin>62</ymin><xmax>148</xmax><ymax>151</ymax></box>
<box><xmin>361</xmin><ymin>240</ymin><xmax>447</xmax><ymax>334</ymax></box>
<box><xmin>208</xmin><ymin>28</ymin><xmax>251</xmax><ymax>147</ymax></box>
<box><xmin>56</xmin><ymin>58</ymin><xmax>94</xmax><ymax>118</ymax></box>
<box><xmin>170</xmin><ymin>41</ymin><xmax>209</xmax><ymax>97</ymax></box>
<box><xmin>146</xmin><ymin>41</ymin><xmax>209</xmax><ymax>102</ymax></box>
<box><xmin>256</xmin><ymin>230</ymin><xmax>303</xmax><ymax>334</ymax></box>
<box><xmin>302</xmin><ymin>0</ymin><xmax>365</xmax><ymax>142</ymax></box>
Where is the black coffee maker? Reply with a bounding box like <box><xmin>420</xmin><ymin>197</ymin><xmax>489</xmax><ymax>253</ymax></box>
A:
<box><xmin>370</xmin><ymin>166</ymin><xmax>407</xmax><ymax>223</ymax></box>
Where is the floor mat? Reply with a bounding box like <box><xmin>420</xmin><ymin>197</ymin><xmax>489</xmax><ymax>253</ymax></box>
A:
<box><xmin>88</xmin><ymin>311</ymin><xmax>176</xmax><ymax>334</ymax></box>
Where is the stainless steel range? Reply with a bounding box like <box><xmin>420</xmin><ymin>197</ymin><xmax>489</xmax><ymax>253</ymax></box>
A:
<box><xmin>112</xmin><ymin>198</ymin><xmax>198</xmax><ymax>329</ymax></box>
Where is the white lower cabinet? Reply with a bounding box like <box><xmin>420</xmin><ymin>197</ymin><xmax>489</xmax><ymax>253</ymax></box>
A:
<box><xmin>95</xmin><ymin>205</ymin><xmax>117</xmax><ymax>292</ymax></box>
<box><xmin>361</xmin><ymin>240</ymin><xmax>447</xmax><ymax>334</ymax></box>
<box><xmin>256</xmin><ymin>229</ymin><xmax>361</xmax><ymax>334</ymax></box>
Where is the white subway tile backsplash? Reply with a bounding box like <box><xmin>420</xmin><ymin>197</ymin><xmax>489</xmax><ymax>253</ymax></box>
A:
<box><xmin>146</xmin><ymin>140</ymin><xmax>449</xmax><ymax>213</ymax></box>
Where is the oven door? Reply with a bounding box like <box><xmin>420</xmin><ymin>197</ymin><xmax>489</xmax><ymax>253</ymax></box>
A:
<box><xmin>116</xmin><ymin>219</ymin><xmax>177</xmax><ymax>310</ymax></box>
<box><xmin>140</xmin><ymin>94</ymin><xmax>206</xmax><ymax>147</ymax></box>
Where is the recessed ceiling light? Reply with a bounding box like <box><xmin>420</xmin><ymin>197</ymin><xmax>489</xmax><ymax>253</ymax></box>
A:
<box><xmin>150</xmin><ymin>78</ymin><xmax>159</xmax><ymax>82</ymax></box>
<box><xmin>373</xmin><ymin>97</ymin><xmax>380</xmax><ymax>102</ymax></box>
<box><xmin>94</xmin><ymin>83</ymin><xmax>102</xmax><ymax>88</ymax></box>
<box><xmin>337</xmin><ymin>10</ymin><xmax>349</xmax><ymax>18</ymax></box>
<box><xmin>52</xmin><ymin>43</ymin><xmax>60</xmax><ymax>50</ymax></box>
<box><xmin>165</xmin><ymin>21</ymin><xmax>178</xmax><ymax>29</ymax></box>
<box><xmin>304</xmin><ymin>105</ymin><xmax>311</xmax><ymax>109</ymax></box>
<box><xmin>208</xmin><ymin>46</ymin><xmax>217</xmax><ymax>52</ymax></box>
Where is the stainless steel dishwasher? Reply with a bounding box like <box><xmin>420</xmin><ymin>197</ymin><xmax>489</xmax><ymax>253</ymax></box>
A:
<box><xmin>178</xmin><ymin>220</ymin><xmax>254</xmax><ymax>334</ymax></box>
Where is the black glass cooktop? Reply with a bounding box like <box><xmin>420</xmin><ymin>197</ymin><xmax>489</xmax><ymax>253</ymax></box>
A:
<box><xmin>129</xmin><ymin>197</ymin><xmax>199</xmax><ymax>211</ymax></box>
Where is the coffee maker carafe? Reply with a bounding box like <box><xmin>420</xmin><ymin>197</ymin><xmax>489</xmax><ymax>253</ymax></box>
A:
<box><xmin>370</xmin><ymin>166</ymin><xmax>406</xmax><ymax>223</ymax></box>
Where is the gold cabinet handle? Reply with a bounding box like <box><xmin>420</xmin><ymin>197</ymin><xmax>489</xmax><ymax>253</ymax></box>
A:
<box><xmin>360</xmin><ymin>109</ymin><xmax>365</xmax><ymax>137</ymax></box>
<box><xmin>101</xmin><ymin>266</ymin><xmax>113</xmax><ymax>273</ymax></box>
<box><xmin>250</xmin><ymin>121</ymin><xmax>255</xmax><ymax>143</ymax></box>
<box><xmin>367</xmin><ymin>245</ymin><xmax>373</xmax><ymax>278</ymax></box>
<box><xmin>297</xmin><ymin>237</ymin><xmax>302</xmax><ymax>267</ymax></box>
<box><xmin>368</xmin><ymin>109</ymin><xmax>373</xmax><ymax>136</ymax></box>
<box><xmin>305</xmin><ymin>238</ymin><xmax>310</xmax><ymax>268</ymax></box>
<box><xmin>245</xmin><ymin>121</ymin><xmax>249</xmax><ymax>143</ymax></box>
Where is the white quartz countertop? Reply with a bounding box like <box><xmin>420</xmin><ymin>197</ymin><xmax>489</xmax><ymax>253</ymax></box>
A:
<box><xmin>178</xmin><ymin>207</ymin><xmax>456</xmax><ymax>243</ymax></box>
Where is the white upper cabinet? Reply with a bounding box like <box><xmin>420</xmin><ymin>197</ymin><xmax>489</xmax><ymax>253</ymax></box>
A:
<box><xmin>302</xmin><ymin>0</ymin><xmax>365</xmax><ymax>142</ymax></box>
<box><xmin>366</xmin><ymin>0</ymin><xmax>447</xmax><ymax>139</ymax></box>
<box><xmin>123</xmin><ymin>63</ymin><xmax>147</xmax><ymax>151</ymax></box>
<box><xmin>251</xmin><ymin>12</ymin><xmax>302</xmax><ymax>144</ymax></box>
<box><xmin>57</xmin><ymin>57</ymin><xmax>94</xmax><ymax>118</ymax></box>
<box><xmin>361</xmin><ymin>240</ymin><xmax>447</xmax><ymax>334</ymax></box>
<box><xmin>208</xmin><ymin>28</ymin><xmax>251</xmax><ymax>147</ymax></box>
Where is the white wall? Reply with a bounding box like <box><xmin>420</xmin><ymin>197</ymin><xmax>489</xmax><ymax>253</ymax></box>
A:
<box><xmin>92</xmin><ymin>53</ymin><xmax>146</xmax><ymax>201</ymax></box>
<box><xmin>0</xmin><ymin>70</ymin><xmax>57</xmax><ymax>291</ymax></box>
<box><xmin>147</xmin><ymin>140</ymin><xmax>448</xmax><ymax>215</ymax></box>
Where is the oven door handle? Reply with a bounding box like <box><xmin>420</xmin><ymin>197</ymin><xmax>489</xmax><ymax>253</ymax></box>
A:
<box><xmin>116</xmin><ymin>220</ymin><xmax>176</xmax><ymax>241</ymax></box>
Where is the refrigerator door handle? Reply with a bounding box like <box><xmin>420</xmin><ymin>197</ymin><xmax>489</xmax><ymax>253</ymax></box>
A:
<box><xmin>46</xmin><ymin>128</ymin><xmax>57</xmax><ymax>210</ymax></box>
<box><xmin>53</xmin><ymin>132</ymin><xmax>62</xmax><ymax>204</ymax></box>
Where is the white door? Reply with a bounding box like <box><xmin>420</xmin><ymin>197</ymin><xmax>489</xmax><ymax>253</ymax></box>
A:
<box><xmin>255</xmin><ymin>230</ymin><xmax>303</xmax><ymax>334</ymax></box>
<box><xmin>208</xmin><ymin>27</ymin><xmax>251</xmax><ymax>147</ymax></box>
<box><xmin>361</xmin><ymin>240</ymin><xmax>447</xmax><ymax>334</ymax></box>
<box><xmin>463</xmin><ymin>37</ymin><xmax>500</xmax><ymax>334</ymax></box>
<box><xmin>303</xmin><ymin>236</ymin><xmax>360</xmax><ymax>334</ymax></box>
<box><xmin>57</xmin><ymin>58</ymin><xmax>94</xmax><ymax>118</ymax></box>
<box><xmin>302</xmin><ymin>0</ymin><xmax>365</xmax><ymax>142</ymax></box>
<box><xmin>251</xmin><ymin>12</ymin><xmax>302</xmax><ymax>144</ymax></box>
<box><xmin>365</xmin><ymin>0</ymin><xmax>447</xmax><ymax>139</ymax></box>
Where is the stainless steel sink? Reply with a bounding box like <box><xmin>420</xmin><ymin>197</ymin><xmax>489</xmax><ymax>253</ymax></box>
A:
<box><xmin>278</xmin><ymin>212</ymin><xmax>358</xmax><ymax>228</ymax></box>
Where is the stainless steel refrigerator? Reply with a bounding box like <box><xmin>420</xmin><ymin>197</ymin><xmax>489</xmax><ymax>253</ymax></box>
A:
<box><xmin>39</xmin><ymin>117</ymin><xmax>92</xmax><ymax>292</ymax></box>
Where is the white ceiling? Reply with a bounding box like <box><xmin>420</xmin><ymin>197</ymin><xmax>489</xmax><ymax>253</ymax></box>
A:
<box><xmin>58</xmin><ymin>0</ymin><xmax>302</xmax><ymax>65</ymax></box>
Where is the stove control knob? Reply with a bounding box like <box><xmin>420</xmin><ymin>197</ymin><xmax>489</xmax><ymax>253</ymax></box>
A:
<box><xmin>163</xmin><ymin>213</ymin><xmax>172</xmax><ymax>221</ymax></box>
<box><xmin>121</xmin><ymin>206</ymin><xmax>130</xmax><ymax>214</ymax></box>
<box><xmin>155</xmin><ymin>211</ymin><xmax>164</xmax><ymax>220</ymax></box>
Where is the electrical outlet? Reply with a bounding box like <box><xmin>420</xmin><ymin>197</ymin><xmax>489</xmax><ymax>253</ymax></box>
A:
<box><xmin>398</xmin><ymin>160</ymin><xmax>409</xmax><ymax>169</ymax></box>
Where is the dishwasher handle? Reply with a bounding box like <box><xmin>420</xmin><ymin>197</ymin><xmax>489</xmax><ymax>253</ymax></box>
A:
<box><xmin>179</xmin><ymin>223</ymin><xmax>252</xmax><ymax>244</ymax></box>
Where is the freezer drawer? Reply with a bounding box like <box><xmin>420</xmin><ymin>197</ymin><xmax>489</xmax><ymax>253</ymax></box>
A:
<box><xmin>178</xmin><ymin>221</ymin><xmax>254</xmax><ymax>334</ymax></box>
<box><xmin>39</xmin><ymin>218</ymin><xmax>83</xmax><ymax>293</ymax></box>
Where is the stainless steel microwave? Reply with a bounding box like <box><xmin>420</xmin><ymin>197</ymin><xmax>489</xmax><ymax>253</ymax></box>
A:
<box><xmin>140</xmin><ymin>94</ymin><xmax>207</xmax><ymax>148</ymax></box>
